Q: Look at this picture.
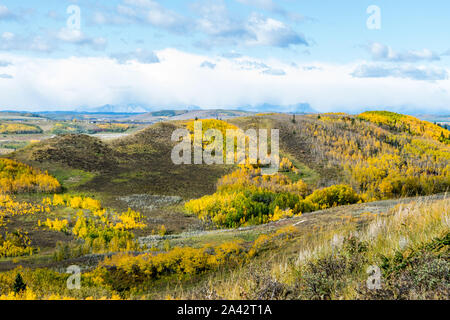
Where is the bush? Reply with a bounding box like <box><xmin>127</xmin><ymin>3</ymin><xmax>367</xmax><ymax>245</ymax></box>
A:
<box><xmin>305</xmin><ymin>185</ymin><xmax>360</xmax><ymax>209</ymax></box>
<box><xmin>360</xmin><ymin>233</ymin><xmax>450</xmax><ymax>300</ymax></box>
<box><xmin>186</xmin><ymin>188</ymin><xmax>303</xmax><ymax>228</ymax></box>
<box><xmin>296</xmin><ymin>237</ymin><xmax>368</xmax><ymax>300</ymax></box>
<box><xmin>94</xmin><ymin>240</ymin><xmax>248</xmax><ymax>294</ymax></box>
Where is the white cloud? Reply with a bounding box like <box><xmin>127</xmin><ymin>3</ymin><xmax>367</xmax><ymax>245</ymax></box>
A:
<box><xmin>262</xmin><ymin>68</ymin><xmax>286</xmax><ymax>76</ymax></box>
<box><xmin>368</xmin><ymin>42</ymin><xmax>441</xmax><ymax>62</ymax></box>
<box><xmin>1</xmin><ymin>32</ymin><xmax>15</xmax><ymax>41</ymax></box>
<box><xmin>195</xmin><ymin>1</ymin><xmax>249</xmax><ymax>39</ymax></box>
<box><xmin>106</xmin><ymin>0</ymin><xmax>308</xmax><ymax>48</ymax></box>
<box><xmin>0</xmin><ymin>50</ymin><xmax>449</xmax><ymax>114</ymax></box>
<box><xmin>236</xmin><ymin>0</ymin><xmax>307</xmax><ymax>22</ymax></box>
<box><xmin>117</xmin><ymin>0</ymin><xmax>191</xmax><ymax>33</ymax></box>
<box><xmin>194</xmin><ymin>4</ymin><xmax>307</xmax><ymax>48</ymax></box>
<box><xmin>200</xmin><ymin>61</ymin><xmax>216</xmax><ymax>69</ymax></box>
<box><xmin>0</xmin><ymin>5</ymin><xmax>17</xmax><ymax>21</ymax></box>
<box><xmin>245</xmin><ymin>13</ymin><xmax>308</xmax><ymax>47</ymax></box>
<box><xmin>0</xmin><ymin>29</ymin><xmax>107</xmax><ymax>53</ymax></box>
<box><xmin>0</xmin><ymin>32</ymin><xmax>53</xmax><ymax>53</ymax></box>
<box><xmin>0</xmin><ymin>60</ymin><xmax>12</xmax><ymax>67</ymax></box>
<box><xmin>56</xmin><ymin>28</ymin><xmax>108</xmax><ymax>51</ymax></box>
<box><xmin>89</xmin><ymin>1</ymin><xmax>190</xmax><ymax>32</ymax></box>
<box><xmin>237</xmin><ymin>0</ymin><xmax>276</xmax><ymax>10</ymax></box>
<box><xmin>111</xmin><ymin>48</ymin><xmax>160</xmax><ymax>64</ymax></box>
<box><xmin>352</xmin><ymin>64</ymin><xmax>448</xmax><ymax>81</ymax></box>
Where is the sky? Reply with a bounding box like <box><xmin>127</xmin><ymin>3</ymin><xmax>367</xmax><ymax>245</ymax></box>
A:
<box><xmin>0</xmin><ymin>0</ymin><xmax>450</xmax><ymax>114</ymax></box>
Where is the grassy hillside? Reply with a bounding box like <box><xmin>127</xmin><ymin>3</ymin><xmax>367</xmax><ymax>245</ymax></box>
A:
<box><xmin>176</xmin><ymin>196</ymin><xmax>449</xmax><ymax>300</ymax></box>
<box><xmin>9</xmin><ymin>122</ymin><xmax>233</xmax><ymax>200</ymax></box>
<box><xmin>0</xmin><ymin>194</ymin><xmax>447</xmax><ymax>300</ymax></box>
<box><xmin>0</xmin><ymin>111</ymin><xmax>448</xmax><ymax>300</ymax></box>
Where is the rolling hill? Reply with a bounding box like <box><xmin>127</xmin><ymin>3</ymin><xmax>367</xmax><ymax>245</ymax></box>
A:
<box><xmin>8</xmin><ymin>122</ymin><xmax>233</xmax><ymax>202</ymax></box>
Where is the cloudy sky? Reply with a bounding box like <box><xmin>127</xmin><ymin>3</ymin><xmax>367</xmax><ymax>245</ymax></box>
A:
<box><xmin>0</xmin><ymin>0</ymin><xmax>450</xmax><ymax>114</ymax></box>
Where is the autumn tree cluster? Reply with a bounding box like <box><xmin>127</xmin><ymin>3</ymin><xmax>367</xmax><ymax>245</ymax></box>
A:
<box><xmin>0</xmin><ymin>159</ymin><xmax>61</xmax><ymax>194</ymax></box>
<box><xmin>358</xmin><ymin>111</ymin><xmax>450</xmax><ymax>144</ymax></box>
<box><xmin>303</xmin><ymin>112</ymin><xmax>449</xmax><ymax>200</ymax></box>
<box><xmin>186</xmin><ymin>163</ymin><xmax>360</xmax><ymax>228</ymax></box>
<box><xmin>41</xmin><ymin>194</ymin><xmax>146</xmax><ymax>254</ymax></box>
<box><xmin>0</xmin><ymin>122</ymin><xmax>43</xmax><ymax>135</ymax></box>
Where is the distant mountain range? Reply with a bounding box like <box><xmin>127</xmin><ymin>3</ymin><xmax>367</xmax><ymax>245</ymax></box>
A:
<box><xmin>123</xmin><ymin>109</ymin><xmax>253</xmax><ymax>122</ymax></box>
<box><xmin>2</xmin><ymin>103</ymin><xmax>446</xmax><ymax>116</ymax></box>
<box><xmin>239</xmin><ymin>103</ymin><xmax>316</xmax><ymax>114</ymax></box>
<box><xmin>75</xmin><ymin>104</ymin><xmax>150</xmax><ymax>113</ymax></box>
<box><xmin>73</xmin><ymin>103</ymin><xmax>316</xmax><ymax>114</ymax></box>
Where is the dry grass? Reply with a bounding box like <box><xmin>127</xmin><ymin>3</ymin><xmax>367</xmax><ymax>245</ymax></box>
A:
<box><xmin>172</xmin><ymin>197</ymin><xmax>449</xmax><ymax>300</ymax></box>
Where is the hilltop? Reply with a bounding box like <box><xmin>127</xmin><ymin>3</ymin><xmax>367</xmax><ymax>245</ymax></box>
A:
<box><xmin>121</xmin><ymin>109</ymin><xmax>253</xmax><ymax>122</ymax></box>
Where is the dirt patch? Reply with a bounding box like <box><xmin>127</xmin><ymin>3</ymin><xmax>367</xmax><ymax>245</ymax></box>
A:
<box><xmin>118</xmin><ymin>194</ymin><xmax>183</xmax><ymax>212</ymax></box>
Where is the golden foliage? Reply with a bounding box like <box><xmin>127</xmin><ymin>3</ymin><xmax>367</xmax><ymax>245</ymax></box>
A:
<box><xmin>307</xmin><ymin>113</ymin><xmax>450</xmax><ymax>199</ymax></box>
<box><xmin>186</xmin><ymin>163</ymin><xmax>359</xmax><ymax>228</ymax></box>
<box><xmin>186</xmin><ymin>119</ymin><xmax>239</xmax><ymax>137</ymax></box>
<box><xmin>95</xmin><ymin>240</ymin><xmax>246</xmax><ymax>283</ymax></box>
<box><xmin>279</xmin><ymin>157</ymin><xmax>299</xmax><ymax>173</ymax></box>
<box><xmin>0</xmin><ymin>231</ymin><xmax>34</xmax><ymax>258</ymax></box>
<box><xmin>358</xmin><ymin>111</ymin><xmax>450</xmax><ymax>144</ymax></box>
<box><xmin>185</xmin><ymin>119</ymin><xmax>241</xmax><ymax>158</ymax></box>
<box><xmin>42</xmin><ymin>218</ymin><xmax>69</xmax><ymax>233</ymax></box>
<box><xmin>0</xmin><ymin>123</ymin><xmax>42</xmax><ymax>134</ymax></box>
<box><xmin>96</xmin><ymin>123</ymin><xmax>131</xmax><ymax>133</ymax></box>
<box><xmin>0</xmin><ymin>195</ymin><xmax>50</xmax><ymax>257</ymax></box>
<box><xmin>40</xmin><ymin>194</ymin><xmax>146</xmax><ymax>254</ymax></box>
<box><xmin>43</xmin><ymin>194</ymin><xmax>102</xmax><ymax>211</ymax></box>
<box><xmin>0</xmin><ymin>159</ymin><xmax>61</xmax><ymax>194</ymax></box>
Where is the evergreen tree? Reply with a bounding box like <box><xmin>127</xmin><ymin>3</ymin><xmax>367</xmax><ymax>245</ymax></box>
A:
<box><xmin>13</xmin><ymin>273</ymin><xmax>26</xmax><ymax>294</ymax></box>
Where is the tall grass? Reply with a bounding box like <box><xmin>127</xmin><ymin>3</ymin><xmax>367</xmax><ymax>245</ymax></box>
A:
<box><xmin>175</xmin><ymin>197</ymin><xmax>449</xmax><ymax>300</ymax></box>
